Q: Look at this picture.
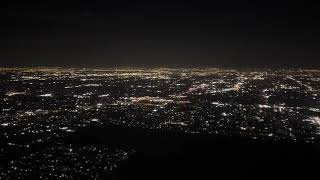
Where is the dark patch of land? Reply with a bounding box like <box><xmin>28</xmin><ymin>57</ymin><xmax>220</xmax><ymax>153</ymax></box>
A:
<box><xmin>68</xmin><ymin>125</ymin><xmax>320</xmax><ymax>179</ymax></box>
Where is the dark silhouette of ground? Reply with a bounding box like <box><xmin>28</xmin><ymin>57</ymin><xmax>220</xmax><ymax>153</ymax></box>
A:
<box><xmin>68</xmin><ymin>125</ymin><xmax>320</xmax><ymax>180</ymax></box>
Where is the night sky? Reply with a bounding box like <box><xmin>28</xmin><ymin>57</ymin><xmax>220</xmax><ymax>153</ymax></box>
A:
<box><xmin>1</xmin><ymin>0</ymin><xmax>320</xmax><ymax>67</ymax></box>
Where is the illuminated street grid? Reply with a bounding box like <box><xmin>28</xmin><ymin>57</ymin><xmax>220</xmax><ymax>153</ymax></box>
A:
<box><xmin>0</xmin><ymin>68</ymin><xmax>320</xmax><ymax>178</ymax></box>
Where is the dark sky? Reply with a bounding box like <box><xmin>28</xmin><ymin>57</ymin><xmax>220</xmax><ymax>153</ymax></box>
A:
<box><xmin>1</xmin><ymin>0</ymin><xmax>320</xmax><ymax>67</ymax></box>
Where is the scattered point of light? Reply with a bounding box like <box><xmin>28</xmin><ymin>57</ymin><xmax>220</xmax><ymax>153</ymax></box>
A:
<box><xmin>258</xmin><ymin>104</ymin><xmax>271</xmax><ymax>109</ymax></box>
<box><xmin>39</xmin><ymin>93</ymin><xmax>53</xmax><ymax>97</ymax></box>
<box><xmin>91</xmin><ymin>119</ymin><xmax>99</xmax><ymax>122</ymax></box>
<box><xmin>309</xmin><ymin>108</ymin><xmax>320</xmax><ymax>113</ymax></box>
<box><xmin>1</xmin><ymin>123</ymin><xmax>9</xmax><ymax>127</ymax></box>
<box><xmin>5</xmin><ymin>91</ymin><xmax>27</xmax><ymax>96</ymax></box>
<box><xmin>221</xmin><ymin>112</ymin><xmax>228</xmax><ymax>116</ymax></box>
<box><xmin>98</xmin><ymin>94</ymin><xmax>109</xmax><ymax>97</ymax></box>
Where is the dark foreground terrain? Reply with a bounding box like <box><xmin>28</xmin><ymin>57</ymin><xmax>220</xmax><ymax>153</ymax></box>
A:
<box><xmin>69</xmin><ymin>125</ymin><xmax>320</xmax><ymax>180</ymax></box>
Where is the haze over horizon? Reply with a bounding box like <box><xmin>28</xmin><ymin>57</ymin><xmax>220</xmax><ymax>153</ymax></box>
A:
<box><xmin>1</xmin><ymin>0</ymin><xmax>320</xmax><ymax>67</ymax></box>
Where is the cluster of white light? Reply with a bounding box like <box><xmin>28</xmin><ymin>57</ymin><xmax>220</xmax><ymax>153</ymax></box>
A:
<box><xmin>39</xmin><ymin>93</ymin><xmax>53</xmax><ymax>97</ymax></box>
<box><xmin>5</xmin><ymin>91</ymin><xmax>27</xmax><ymax>96</ymax></box>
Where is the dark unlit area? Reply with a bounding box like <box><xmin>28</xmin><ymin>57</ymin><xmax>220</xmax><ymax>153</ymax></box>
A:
<box><xmin>69</xmin><ymin>126</ymin><xmax>320</xmax><ymax>179</ymax></box>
